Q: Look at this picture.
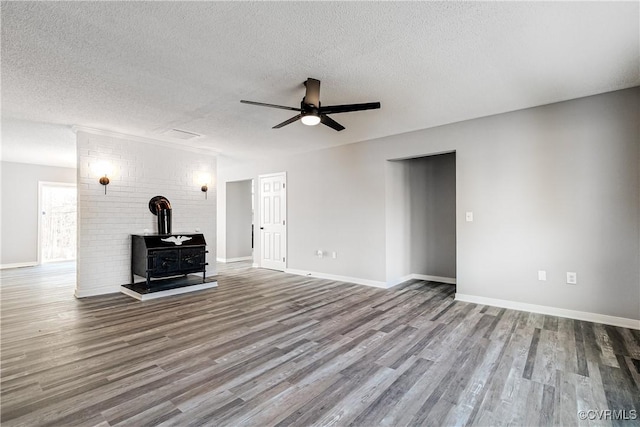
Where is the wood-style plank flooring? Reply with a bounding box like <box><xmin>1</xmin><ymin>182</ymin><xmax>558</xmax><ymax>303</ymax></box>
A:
<box><xmin>1</xmin><ymin>262</ymin><xmax>639</xmax><ymax>426</ymax></box>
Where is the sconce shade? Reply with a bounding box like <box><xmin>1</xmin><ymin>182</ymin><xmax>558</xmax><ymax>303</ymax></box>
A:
<box><xmin>99</xmin><ymin>175</ymin><xmax>110</xmax><ymax>194</ymax></box>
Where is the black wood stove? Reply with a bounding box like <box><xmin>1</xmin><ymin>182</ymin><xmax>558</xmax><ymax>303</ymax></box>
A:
<box><xmin>121</xmin><ymin>196</ymin><xmax>216</xmax><ymax>300</ymax></box>
<box><xmin>130</xmin><ymin>233</ymin><xmax>208</xmax><ymax>289</ymax></box>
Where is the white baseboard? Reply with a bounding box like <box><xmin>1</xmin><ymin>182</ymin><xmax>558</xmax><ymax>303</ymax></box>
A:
<box><xmin>455</xmin><ymin>293</ymin><xmax>640</xmax><ymax>330</ymax></box>
<box><xmin>285</xmin><ymin>268</ymin><xmax>389</xmax><ymax>289</ymax></box>
<box><xmin>283</xmin><ymin>270</ymin><xmax>456</xmax><ymax>290</ymax></box>
<box><xmin>75</xmin><ymin>285</ymin><xmax>120</xmax><ymax>298</ymax></box>
<box><xmin>217</xmin><ymin>256</ymin><xmax>252</xmax><ymax>263</ymax></box>
<box><xmin>0</xmin><ymin>261</ymin><xmax>38</xmax><ymax>270</ymax></box>
<box><xmin>387</xmin><ymin>274</ymin><xmax>414</xmax><ymax>288</ymax></box>
<box><xmin>412</xmin><ymin>274</ymin><xmax>456</xmax><ymax>285</ymax></box>
<box><xmin>252</xmin><ymin>263</ymin><xmax>260</xmax><ymax>268</ymax></box>
<box><xmin>386</xmin><ymin>273</ymin><xmax>456</xmax><ymax>287</ymax></box>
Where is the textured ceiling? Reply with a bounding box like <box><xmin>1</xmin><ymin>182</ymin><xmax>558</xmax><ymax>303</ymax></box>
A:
<box><xmin>2</xmin><ymin>1</ymin><xmax>639</xmax><ymax>167</ymax></box>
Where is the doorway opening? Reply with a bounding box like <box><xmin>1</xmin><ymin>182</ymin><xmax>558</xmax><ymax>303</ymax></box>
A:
<box><xmin>224</xmin><ymin>179</ymin><xmax>254</xmax><ymax>263</ymax></box>
<box><xmin>39</xmin><ymin>182</ymin><xmax>77</xmax><ymax>263</ymax></box>
<box><xmin>386</xmin><ymin>152</ymin><xmax>456</xmax><ymax>285</ymax></box>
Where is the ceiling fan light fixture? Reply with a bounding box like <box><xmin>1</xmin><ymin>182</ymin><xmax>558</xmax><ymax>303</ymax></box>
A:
<box><xmin>301</xmin><ymin>113</ymin><xmax>321</xmax><ymax>126</ymax></box>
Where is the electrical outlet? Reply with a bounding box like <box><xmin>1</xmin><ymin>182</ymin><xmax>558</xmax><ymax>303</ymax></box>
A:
<box><xmin>316</xmin><ymin>250</ymin><xmax>323</xmax><ymax>258</ymax></box>
<box><xmin>466</xmin><ymin>212</ymin><xmax>474</xmax><ymax>222</ymax></box>
<box><xmin>332</xmin><ymin>251</ymin><xmax>337</xmax><ymax>259</ymax></box>
<box><xmin>566</xmin><ymin>272</ymin><xmax>577</xmax><ymax>285</ymax></box>
<box><xmin>538</xmin><ymin>270</ymin><xmax>547</xmax><ymax>281</ymax></box>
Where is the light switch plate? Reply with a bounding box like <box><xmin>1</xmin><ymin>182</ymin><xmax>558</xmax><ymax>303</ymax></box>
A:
<box><xmin>466</xmin><ymin>212</ymin><xmax>473</xmax><ymax>222</ymax></box>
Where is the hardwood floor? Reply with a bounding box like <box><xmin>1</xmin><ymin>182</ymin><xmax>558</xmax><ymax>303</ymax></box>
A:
<box><xmin>1</xmin><ymin>262</ymin><xmax>639</xmax><ymax>426</ymax></box>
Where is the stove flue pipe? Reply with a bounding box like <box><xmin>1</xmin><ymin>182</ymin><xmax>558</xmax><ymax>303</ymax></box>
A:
<box><xmin>149</xmin><ymin>196</ymin><xmax>172</xmax><ymax>235</ymax></box>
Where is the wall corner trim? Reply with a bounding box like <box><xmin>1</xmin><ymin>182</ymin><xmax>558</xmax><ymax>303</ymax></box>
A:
<box><xmin>455</xmin><ymin>293</ymin><xmax>640</xmax><ymax>330</ymax></box>
<box><xmin>285</xmin><ymin>269</ymin><xmax>389</xmax><ymax>289</ymax></box>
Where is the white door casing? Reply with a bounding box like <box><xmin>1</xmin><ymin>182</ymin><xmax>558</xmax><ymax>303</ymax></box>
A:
<box><xmin>259</xmin><ymin>173</ymin><xmax>287</xmax><ymax>271</ymax></box>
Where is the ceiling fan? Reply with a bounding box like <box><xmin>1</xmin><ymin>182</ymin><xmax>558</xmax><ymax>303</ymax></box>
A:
<box><xmin>240</xmin><ymin>78</ymin><xmax>380</xmax><ymax>131</ymax></box>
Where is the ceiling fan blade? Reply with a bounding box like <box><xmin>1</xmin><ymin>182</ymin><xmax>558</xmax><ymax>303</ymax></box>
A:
<box><xmin>241</xmin><ymin>100</ymin><xmax>301</xmax><ymax>112</ymax></box>
<box><xmin>273</xmin><ymin>114</ymin><xmax>303</xmax><ymax>129</ymax></box>
<box><xmin>303</xmin><ymin>78</ymin><xmax>321</xmax><ymax>108</ymax></box>
<box><xmin>320</xmin><ymin>102</ymin><xmax>381</xmax><ymax>115</ymax></box>
<box><xmin>320</xmin><ymin>114</ymin><xmax>345</xmax><ymax>131</ymax></box>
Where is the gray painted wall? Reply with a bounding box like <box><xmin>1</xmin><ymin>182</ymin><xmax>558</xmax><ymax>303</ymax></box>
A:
<box><xmin>0</xmin><ymin>161</ymin><xmax>76</xmax><ymax>266</ymax></box>
<box><xmin>225</xmin><ymin>180</ymin><xmax>253</xmax><ymax>260</ymax></box>
<box><xmin>218</xmin><ymin>88</ymin><xmax>640</xmax><ymax>320</ymax></box>
<box><xmin>408</xmin><ymin>153</ymin><xmax>456</xmax><ymax>279</ymax></box>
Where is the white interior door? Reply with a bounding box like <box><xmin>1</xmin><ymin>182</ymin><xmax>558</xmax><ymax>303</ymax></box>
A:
<box><xmin>259</xmin><ymin>173</ymin><xmax>286</xmax><ymax>271</ymax></box>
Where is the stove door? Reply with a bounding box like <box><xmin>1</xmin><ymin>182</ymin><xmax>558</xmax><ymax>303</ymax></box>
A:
<box><xmin>179</xmin><ymin>247</ymin><xmax>206</xmax><ymax>273</ymax></box>
<box><xmin>149</xmin><ymin>250</ymin><xmax>180</xmax><ymax>276</ymax></box>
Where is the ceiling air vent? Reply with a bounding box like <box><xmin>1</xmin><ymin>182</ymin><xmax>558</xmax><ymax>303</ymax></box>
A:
<box><xmin>164</xmin><ymin>128</ymin><xmax>202</xmax><ymax>140</ymax></box>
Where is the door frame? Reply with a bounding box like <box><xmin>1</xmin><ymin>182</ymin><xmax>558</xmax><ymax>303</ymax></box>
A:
<box><xmin>385</xmin><ymin>150</ymin><xmax>457</xmax><ymax>286</ymax></box>
<box><xmin>38</xmin><ymin>181</ymin><xmax>77</xmax><ymax>265</ymax></box>
<box><xmin>223</xmin><ymin>178</ymin><xmax>254</xmax><ymax>263</ymax></box>
<box><xmin>258</xmin><ymin>172</ymin><xmax>287</xmax><ymax>271</ymax></box>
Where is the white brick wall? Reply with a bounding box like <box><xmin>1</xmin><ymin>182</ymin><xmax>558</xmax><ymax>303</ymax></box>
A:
<box><xmin>76</xmin><ymin>130</ymin><xmax>216</xmax><ymax>297</ymax></box>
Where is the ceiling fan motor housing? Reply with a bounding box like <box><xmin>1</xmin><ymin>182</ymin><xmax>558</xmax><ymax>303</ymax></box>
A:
<box><xmin>302</xmin><ymin>102</ymin><xmax>319</xmax><ymax>115</ymax></box>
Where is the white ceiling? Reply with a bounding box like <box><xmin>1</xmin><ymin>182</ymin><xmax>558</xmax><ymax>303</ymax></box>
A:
<box><xmin>2</xmin><ymin>1</ymin><xmax>638</xmax><ymax>168</ymax></box>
